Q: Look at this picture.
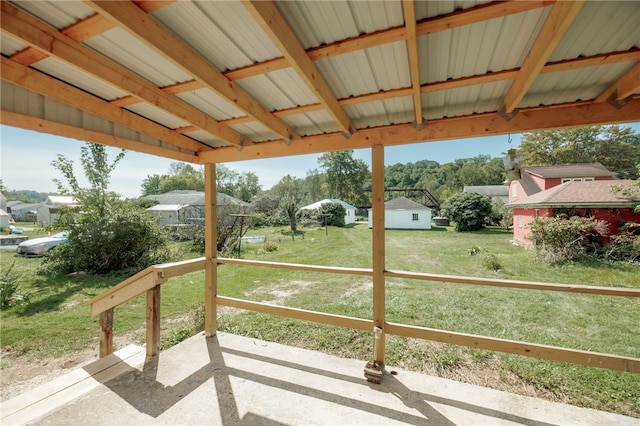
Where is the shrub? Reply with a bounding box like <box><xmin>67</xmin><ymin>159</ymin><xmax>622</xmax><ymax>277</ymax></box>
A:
<box><xmin>604</xmin><ymin>222</ymin><xmax>640</xmax><ymax>262</ymax></box>
<box><xmin>527</xmin><ymin>215</ymin><xmax>609</xmax><ymax>263</ymax></box>
<box><xmin>0</xmin><ymin>262</ymin><xmax>27</xmax><ymax>309</ymax></box>
<box><xmin>441</xmin><ymin>192</ymin><xmax>492</xmax><ymax>232</ymax></box>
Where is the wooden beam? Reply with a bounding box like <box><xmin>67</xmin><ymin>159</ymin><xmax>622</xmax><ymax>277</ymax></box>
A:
<box><xmin>500</xmin><ymin>1</ymin><xmax>585</xmax><ymax>117</ymax></box>
<box><xmin>146</xmin><ymin>286</ymin><xmax>161</xmax><ymax>358</ymax></box>
<box><xmin>385</xmin><ymin>322</ymin><xmax>640</xmax><ymax>373</ymax></box>
<box><xmin>1</xmin><ymin>56</ymin><xmax>208</xmax><ymax>154</ymax></box>
<box><xmin>99</xmin><ymin>309</ymin><xmax>114</xmax><ymax>358</ymax></box>
<box><xmin>204</xmin><ymin>163</ymin><xmax>217</xmax><ymax>336</ymax></box>
<box><xmin>243</xmin><ymin>0</ymin><xmax>353</xmax><ymax>136</ymax></box>
<box><xmin>371</xmin><ymin>144</ymin><xmax>386</xmax><ymax>364</ymax></box>
<box><xmin>595</xmin><ymin>61</ymin><xmax>640</xmax><ymax>105</ymax></box>
<box><xmin>198</xmin><ymin>98</ymin><xmax>640</xmax><ymax>163</ymax></box>
<box><xmin>217</xmin><ymin>258</ymin><xmax>373</xmax><ymax>276</ymax></box>
<box><xmin>86</xmin><ymin>0</ymin><xmax>298</xmax><ymax>143</ymax></box>
<box><xmin>402</xmin><ymin>0</ymin><xmax>423</xmax><ymax>126</ymax></box>
<box><xmin>0</xmin><ymin>1</ymin><xmax>251</xmax><ymax>148</ymax></box>
<box><xmin>0</xmin><ymin>110</ymin><xmax>198</xmax><ymax>163</ymax></box>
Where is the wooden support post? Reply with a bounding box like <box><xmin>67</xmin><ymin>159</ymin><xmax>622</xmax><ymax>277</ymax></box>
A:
<box><xmin>99</xmin><ymin>308</ymin><xmax>114</xmax><ymax>358</ymax></box>
<box><xmin>371</xmin><ymin>144</ymin><xmax>386</xmax><ymax>364</ymax></box>
<box><xmin>146</xmin><ymin>285</ymin><xmax>161</xmax><ymax>357</ymax></box>
<box><xmin>204</xmin><ymin>163</ymin><xmax>218</xmax><ymax>336</ymax></box>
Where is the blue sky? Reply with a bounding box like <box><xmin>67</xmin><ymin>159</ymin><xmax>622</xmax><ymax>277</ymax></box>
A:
<box><xmin>2</xmin><ymin>123</ymin><xmax>638</xmax><ymax>198</ymax></box>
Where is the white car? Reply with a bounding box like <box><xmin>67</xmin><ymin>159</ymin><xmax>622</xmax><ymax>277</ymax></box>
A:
<box><xmin>16</xmin><ymin>231</ymin><xmax>70</xmax><ymax>256</ymax></box>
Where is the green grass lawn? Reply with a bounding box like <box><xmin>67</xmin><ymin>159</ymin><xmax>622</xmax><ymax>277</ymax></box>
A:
<box><xmin>1</xmin><ymin>223</ymin><xmax>639</xmax><ymax>415</ymax></box>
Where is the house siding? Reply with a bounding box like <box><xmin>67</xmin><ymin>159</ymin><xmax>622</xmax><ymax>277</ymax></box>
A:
<box><xmin>368</xmin><ymin>209</ymin><xmax>431</xmax><ymax>229</ymax></box>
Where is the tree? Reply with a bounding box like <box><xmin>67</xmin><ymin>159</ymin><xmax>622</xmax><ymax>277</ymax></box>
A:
<box><xmin>43</xmin><ymin>143</ymin><xmax>170</xmax><ymax>275</ymax></box>
<box><xmin>141</xmin><ymin>162</ymin><xmax>204</xmax><ymax>196</ymax></box>
<box><xmin>318</xmin><ymin>150</ymin><xmax>370</xmax><ymax>206</ymax></box>
<box><xmin>270</xmin><ymin>175</ymin><xmax>304</xmax><ymax>230</ymax></box>
<box><xmin>440</xmin><ymin>192</ymin><xmax>492</xmax><ymax>232</ymax></box>
<box><xmin>519</xmin><ymin>125</ymin><xmax>640</xmax><ymax>178</ymax></box>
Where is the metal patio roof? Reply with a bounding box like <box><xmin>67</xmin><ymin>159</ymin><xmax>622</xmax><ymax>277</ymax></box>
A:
<box><xmin>1</xmin><ymin>0</ymin><xmax>639</xmax><ymax>164</ymax></box>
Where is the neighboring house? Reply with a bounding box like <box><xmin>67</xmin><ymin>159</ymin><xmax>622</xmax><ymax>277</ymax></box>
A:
<box><xmin>0</xmin><ymin>192</ymin><xmax>7</xmax><ymax>228</ymax></box>
<box><xmin>141</xmin><ymin>190</ymin><xmax>248</xmax><ymax>223</ymax></box>
<box><xmin>37</xmin><ymin>195</ymin><xmax>78</xmax><ymax>225</ymax></box>
<box><xmin>7</xmin><ymin>202</ymin><xmax>41</xmax><ymax>222</ymax></box>
<box><xmin>299</xmin><ymin>199</ymin><xmax>356</xmax><ymax>225</ymax></box>
<box><xmin>0</xmin><ymin>192</ymin><xmax>6</xmax><ymax>211</ymax></box>
<box><xmin>509</xmin><ymin>180</ymin><xmax>640</xmax><ymax>247</ymax></box>
<box><xmin>368</xmin><ymin>197</ymin><xmax>432</xmax><ymax>230</ymax></box>
<box><xmin>509</xmin><ymin>162</ymin><xmax>616</xmax><ymax>204</ymax></box>
<box><xmin>463</xmin><ymin>185</ymin><xmax>509</xmax><ymax>204</ymax></box>
<box><xmin>146</xmin><ymin>204</ymin><xmax>201</xmax><ymax>225</ymax></box>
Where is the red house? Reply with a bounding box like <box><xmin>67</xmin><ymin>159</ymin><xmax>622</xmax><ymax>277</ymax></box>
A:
<box><xmin>508</xmin><ymin>163</ymin><xmax>639</xmax><ymax>247</ymax></box>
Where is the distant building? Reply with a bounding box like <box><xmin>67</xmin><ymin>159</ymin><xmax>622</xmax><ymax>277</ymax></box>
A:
<box><xmin>368</xmin><ymin>197</ymin><xmax>431</xmax><ymax>230</ymax></box>
<box><xmin>36</xmin><ymin>195</ymin><xmax>78</xmax><ymax>225</ymax></box>
<box><xmin>299</xmin><ymin>199</ymin><xmax>357</xmax><ymax>225</ymax></box>
<box><xmin>463</xmin><ymin>185</ymin><xmax>509</xmax><ymax>204</ymax></box>
<box><xmin>141</xmin><ymin>190</ymin><xmax>248</xmax><ymax>223</ymax></box>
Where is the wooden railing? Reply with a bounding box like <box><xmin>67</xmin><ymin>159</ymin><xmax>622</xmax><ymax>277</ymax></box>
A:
<box><xmin>87</xmin><ymin>256</ymin><xmax>640</xmax><ymax>373</ymax></box>
<box><xmin>85</xmin><ymin>258</ymin><xmax>206</xmax><ymax>358</ymax></box>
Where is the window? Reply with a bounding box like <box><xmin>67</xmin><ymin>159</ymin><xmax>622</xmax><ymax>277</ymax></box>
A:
<box><xmin>412</xmin><ymin>213</ymin><xmax>419</xmax><ymax>221</ymax></box>
<box><xmin>562</xmin><ymin>177</ymin><xmax>594</xmax><ymax>183</ymax></box>
<box><xmin>517</xmin><ymin>215</ymin><xmax>522</xmax><ymax>227</ymax></box>
<box><xmin>535</xmin><ymin>209</ymin><xmax>540</xmax><ymax>218</ymax></box>
<box><xmin>511</xmin><ymin>182</ymin><xmax>517</xmax><ymax>197</ymax></box>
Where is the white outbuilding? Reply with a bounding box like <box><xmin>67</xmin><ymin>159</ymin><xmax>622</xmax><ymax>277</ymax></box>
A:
<box><xmin>299</xmin><ymin>199</ymin><xmax>356</xmax><ymax>225</ymax></box>
<box><xmin>368</xmin><ymin>197</ymin><xmax>431</xmax><ymax>230</ymax></box>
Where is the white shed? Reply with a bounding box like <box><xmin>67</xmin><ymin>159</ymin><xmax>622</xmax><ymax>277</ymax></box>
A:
<box><xmin>299</xmin><ymin>198</ymin><xmax>356</xmax><ymax>225</ymax></box>
<box><xmin>146</xmin><ymin>204</ymin><xmax>200</xmax><ymax>225</ymax></box>
<box><xmin>368</xmin><ymin>197</ymin><xmax>431</xmax><ymax>230</ymax></box>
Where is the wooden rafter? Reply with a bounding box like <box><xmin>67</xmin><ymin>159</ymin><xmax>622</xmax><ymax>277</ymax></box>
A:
<box><xmin>0</xmin><ymin>56</ymin><xmax>208</xmax><ymax>154</ymax></box>
<box><xmin>595</xmin><ymin>62</ymin><xmax>640</xmax><ymax>106</ymax></box>
<box><xmin>243</xmin><ymin>0</ymin><xmax>353</xmax><ymax>136</ymax></box>
<box><xmin>402</xmin><ymin>0</ymin><xmax>423</xmax><ymax>127</ymax></box>
<box><xmin>216</xmin><ymin>50</ymin><xmax>640</xmax><ymax>127</ymax></box>
<box><xmin>200</xmin><ymin>98</ymin><xmax>640</xmax><ymax>163</ymax></box>
<box><xmin>499</xmin><ymin>1</ymin><xmax>585</xmax><ymax>118</ymax></box>
<box><xmin>0</xmin><ymin>1</ymin><xmax>251</xmax><ymax>148</ymax></box>
<box><xmin>86</xmin><ymin>0</ymin><xmax>300</xmax><ymax>142</ymax></box>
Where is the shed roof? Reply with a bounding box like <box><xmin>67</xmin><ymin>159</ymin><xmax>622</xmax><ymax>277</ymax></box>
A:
<box><xmin>1</xmin><ymin>1</ymin><xmax>638</xmax><ymax>164</ymax></box>
<box><xmin>300</xmin><ymin>199</ymin><xmax>356</xmax><ymax>211</ymax></box>
<box><xmin>463</xmin><ymin>186</ymin><xmax>509</xmax><ymax>197</ymax></box>
<box><xmin>383</xmin><ymin>197</ymin><xmax>431</xmax><ymax>210</ymax></box>
<box><xmin>523</xmin><ymin>163</ymin><xmax>616</xmax><ymax>179</ymax></box>
<box><xmin>146</xmin><ymin>204</ymin><xmax>189</xmax><ymax>212</ymax></box>
<box><xmin>509</xmin><ymin>180</ymin><xmax>638</xmax><ymax>208</ymax></box>
<box><xmin>142</xmin><ymin>190</ymin><xmax>248</xmax><ymax>207</ymax></box>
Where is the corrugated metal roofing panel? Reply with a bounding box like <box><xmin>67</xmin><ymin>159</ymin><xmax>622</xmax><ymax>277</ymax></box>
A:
<box><xmin>176</xmin><ymin>90</ymin><xmax>245</xmax><ymax>122</ymax></box>
<box><xmin>151</xmin><ymin>1</ymin><xmax>276</xmax><ymax>70</ymax></box>
<box><xmin>550</xmin><ymin>2</ymin><xmax>640</xmax><ymax>61</ymax></box>
<box><xmin>32</xmin><ymin>57</ymin><xmax>128</xmax><ymax>101</ymax></box>
<box><xmin>11</xmin><ymin>1</ymin><xmax>95</xmax><ymax>30</ymax></box>
<box><xmin>0</xmin><ymin>34</ymin><xmax>29</xmax><ymax>56</ymax></box>
<box><xmin>124</xmin><ymin>103</ymin><xmax>190</xmax><ymax>130</ymax></box>
<box><xmin>281</xmin><ymin>111</ymin><xmax>341</xmax><ymax>136</ymax></box>
<box><xmin>181</xmin><ymin>130</ymin><xmax>228</xmax><ymax>149</ymax></box>
<box><xmin>277</xmin><ymin>1</ymin><xmax>403</xmax><ymax>49</ymax></box>
<box><xmin>345</xmin><ymin>97</ymin><xmax>414</xmax><ymax>129</ymax></box>
<box><xmin>423</xmin><ymin>7</ymin><xmax>551</xmax><ymax>83</ymax></box>
<box><xmin>235</xmin><ymin>71</ymin><xmax>317</xmax><ymax>111</ymax></box>
<box><xmin>229</xmin><ymin>122</ymin><xmax>279</xmax><ymax>142</ymax></box>
<box><xmin>417</xmin><ymin>1</ymin><xmax>492</xmax><ymax>20</ymax></box>
<box><xmin>424</xmin><ymin>81</ymin><xmax>508</xmax><ymax>120</ymax></box>
<box><xmin>316</xmin><ymin>41</ymin><xmax>410</xmax><ymax>99</ymax></box>
<box><xmin>521</xmin><ymin>63</ymin><xmax>635</xmax><ymax>108</ymax></box>
<box><xmin>84</xmin><ymin>28</ymin><xmax>192</xmax><ymax>88</ymax></box>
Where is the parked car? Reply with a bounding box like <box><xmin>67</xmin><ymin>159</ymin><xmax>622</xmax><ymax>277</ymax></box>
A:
<box><xmin>16</xmin><ymin>231</ymin><xmax>69</xmax><ymax>256</ymax></box>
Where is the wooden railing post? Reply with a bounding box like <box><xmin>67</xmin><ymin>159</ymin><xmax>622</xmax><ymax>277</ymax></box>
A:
<box><xmin>99</xmin><ymin>308</ymin><xmax>114</xmax><ymax>358</ymax></box>
<box><xmin>204</xmin><ymin>163</ymin><xmax>217</xmax><ymax>336</ymax></box>
<box><xmin>371</xmin><ymin>144</ymin><xmax>386</xmax><ymax>363</ymax></box>
<box><xmin>146</xmin><ymin>285</ymin><xmax>161</xmax><ymax>357</ymax></box>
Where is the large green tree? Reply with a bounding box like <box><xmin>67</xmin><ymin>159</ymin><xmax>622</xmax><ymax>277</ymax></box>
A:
<box><xmin>441</xmin><ymin>192</ymin><xmax>492</xmax><ymax>232</ymax></box>
<box><xmin>519</xmin><ymin>125</ymin><xmax>640</xmax><ymax>178</ymax></box>
<box><xmin>318</xmin><ymin>150</ymin><xmax>370</xmax><ymax>206</ymax></box>
<box><xmin>45</xmin><ymin>143</ymin><xmax>170</xmax><ymax>275</ymax></box>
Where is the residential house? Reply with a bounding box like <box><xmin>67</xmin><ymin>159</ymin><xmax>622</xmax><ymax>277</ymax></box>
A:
<box><xmin>463</xmin><ymin>185</ymin><xmax>509</xmax><ymax>204</ymax></box>
<box><xmin>146</xmin><ymin>204</ymin><xmax>202</xmax><ymax>225</ymax></box>
<box><xmin>299</xmin><ymin>199</ymin><xmax>357</xmax><ymax>225</ymax></box>
<box><xmin>36</xmin><ymin>195</ymin><xmax>78</xmax><ymax>225</ymax></box>
<box><xmin>141</xmin><ymin>190</ymin><xmax>248</xmax><ymax>224</ymax></box>
<box><xmin>7</xmin><ymin>202</ymin><xmax>41</xmax><ymax>222</ymax></box>
<box><xmin>508</xmin><ymin>163</ymin><xmax>638</xmax><ymax>247</ymax></box>
<box><xmin>368</xmin><ymin>197</ymin><xmax>431</xmax><ymax>230</ymax></box>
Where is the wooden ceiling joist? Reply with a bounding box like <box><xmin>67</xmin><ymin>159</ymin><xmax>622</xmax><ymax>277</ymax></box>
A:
<box><xmin>200</xmin><ymin>98</ymin><xmax>640</xmax><ymax>164</ymax></box>
<box><xmin>243</xmin><ymin>0</ymin><xmax>354</xmax><ymax>137</ymax></box>
<box><xmin>0</xmin><ymin>1</ymin><xmax>251</xmax><ymax>149</ymax></box>
<box><xmin>86</xmin><ymin>0</ymin><xmax>300</xmax><ymax>143</ymax></box>
<box><xmin>595</xmin><ymin>62</ymin><xmax>640</xmax><ymax>107</ymax></box>
<box><xmin>402</xmin><ymin>0</ymin><xmax>424</xmax><ymax>128</ymax></box>
<box><xmin>0</xmin><ymin>56</ymin><xmax>208</xmax><ymax>154</ymax></box>
<box><xmin>499</xmin><ymin>0</ymin><xmax>584</xmax><ymax>119</ymax></box>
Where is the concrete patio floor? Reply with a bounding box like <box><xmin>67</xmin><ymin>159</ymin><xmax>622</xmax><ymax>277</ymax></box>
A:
<box><xmin>2</xmin><ymin>332</ymin><xmax>637</xmax><ymax>425</ymax></box>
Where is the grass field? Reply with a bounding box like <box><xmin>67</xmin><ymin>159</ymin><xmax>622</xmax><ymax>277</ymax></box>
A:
<box><xmin>1</xmin><ymin>222</ymin><xmax>639</xmax><ymax>415</ymax></box>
